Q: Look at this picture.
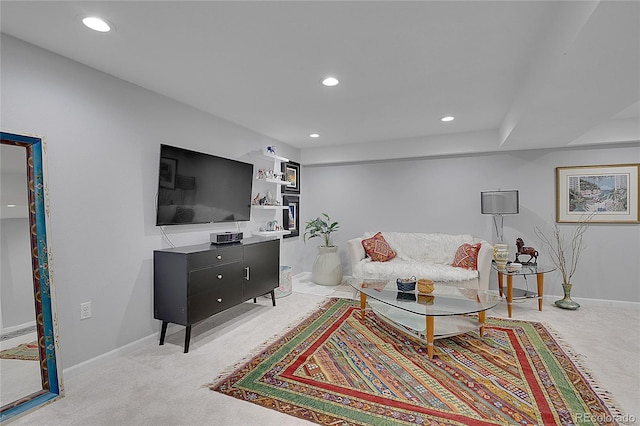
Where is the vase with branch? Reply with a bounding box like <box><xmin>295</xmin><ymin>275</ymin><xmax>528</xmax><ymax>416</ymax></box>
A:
<box><xmin>534</xmin><ymin>216</ymin><xmax>591</xmax><ymax>310</ymax></box>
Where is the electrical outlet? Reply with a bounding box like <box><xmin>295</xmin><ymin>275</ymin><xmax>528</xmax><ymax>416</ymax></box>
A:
<box><xmin>80</xmin><ymin>301</ymin><xmax>91</xmax><ymax>320</ymax></box>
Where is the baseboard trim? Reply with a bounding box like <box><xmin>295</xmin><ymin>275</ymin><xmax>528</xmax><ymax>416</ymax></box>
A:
<box><xmin>543</xmin><ymin>294</ymin><xmax>639</xmax><ymax>308</ymax></box>
<box><xmin>1</xmin><ymin>321</ymin><xmax>36</xmax><ymax>337</ymax></box>
<box><xmin>63</xmin><ymin>289</ymin><xmax>637</xmax><ymax>377</ymax></box>
<box><xmin>63</xmin><ymin>333</ymin><xmax>152</xmax><ymax>378</ymax></box>
<box><xmin>63</xmin><ymin>323</ymin><xmax>187</xmax><ymax>378</ymax></box>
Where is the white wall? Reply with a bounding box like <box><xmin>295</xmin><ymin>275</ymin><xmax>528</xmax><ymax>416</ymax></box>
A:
<box><xmin>2</xmin><ymin>34</ymin><xmax>638</xmax><ymax>372</ymax></box>
<box><xmin>1</xmin><ymin>36</ymin><xmax>303</xmax><ymax>369</ymax></box>
<box><xmin>301</xmin><ymin>145</ymin><xmax>640</xmax><ymax>303</ymax></box>
<box><xmin>0</xmin><ymin>218</ymin><xmax>35</xmax><ymax>331</ymax></box>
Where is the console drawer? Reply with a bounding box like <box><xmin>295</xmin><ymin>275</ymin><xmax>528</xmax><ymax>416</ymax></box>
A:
<box><xmin>187</xmin><ymin>246</ymin><xmax>243</xmax><ymax>269</ymax></box>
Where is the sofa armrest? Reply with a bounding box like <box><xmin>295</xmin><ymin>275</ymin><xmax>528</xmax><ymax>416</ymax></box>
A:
<box><xmin>348</xmin><ymin>237</ymin><xmax>366</xmax><ymax>274</ymax></box>
<box><xmin>476</xmin><ymin>241</ymin><xmax>493</xmax><ymax>292</ymax></box>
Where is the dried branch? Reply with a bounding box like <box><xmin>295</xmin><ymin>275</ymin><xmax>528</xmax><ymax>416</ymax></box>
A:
<box><xmin>534</xmin><ymin>215</ymin><xmax>592</xmax><ymax>285</ymax></box>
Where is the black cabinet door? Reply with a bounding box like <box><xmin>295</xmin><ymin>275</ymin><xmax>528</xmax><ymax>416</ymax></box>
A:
<box><xmin>243</xmin><ymin>239</ymin><xmax>279</xmax><ymax>300</ymax></box>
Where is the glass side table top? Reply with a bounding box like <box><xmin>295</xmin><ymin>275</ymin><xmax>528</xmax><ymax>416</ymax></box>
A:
<box><xmin>491</xmin><ymin>263</ymin><xmax>556</xmax><ymax>275</ymax></box>
<box><xmin>348</xmin><ymin>278</ymin><xmax>501</xmax><ymax>317</ymax></box>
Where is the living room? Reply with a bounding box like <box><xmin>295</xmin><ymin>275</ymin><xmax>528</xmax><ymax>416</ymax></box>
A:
<box><xmin>1</xmin><ymin>1</ymin><xmax>638</xmax><ymax>424</ymax></box>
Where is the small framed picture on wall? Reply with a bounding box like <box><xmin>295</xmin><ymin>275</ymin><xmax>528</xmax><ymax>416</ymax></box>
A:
<box><xmin>159</xmin><ymin>157</ymin><xmax>177</xmax><ymax>189</ymax></box>
<box><xmin>282</xmin><ymin>161</ymin><xmax>300</xmax><ymax>194</ymax></box>
<box><xmin>282</xmin><ymin>195</ymin><xmax>299</xmax><ymax>238</ymax></box>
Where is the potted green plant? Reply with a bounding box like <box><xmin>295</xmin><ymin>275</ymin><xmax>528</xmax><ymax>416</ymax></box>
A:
<box><xmin>534</xmin><ymin>217</ymin><xmax>591</xmax><ymax>310</ymax></box>
<box><xmin>304</xmin><ymin>213</ymin><xmax>343</xmax><ymax>286</ymax></box>
<box><xmin>304</xmin><ymin>213</ymin><xmax>340</xmax><ymax>246</ymax></box>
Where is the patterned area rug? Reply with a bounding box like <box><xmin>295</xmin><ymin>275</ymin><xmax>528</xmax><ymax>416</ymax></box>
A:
<box><xmin>0</xmin><ymin>341</ymin><xmax>39</xmax><ymax>361</ymax></box>
<box><xmin>210</xmin><ymin>298</ymin><xmax>619</xmax><ymax>425</ymax></box>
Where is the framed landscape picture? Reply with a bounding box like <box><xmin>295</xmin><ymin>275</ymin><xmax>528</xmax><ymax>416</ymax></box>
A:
<box><xmin>556</xmin><ymin>164</ymin><xmax>639</xmax><ymax>223</ymax></box>
<box><xmin>282</xmin><ymin>161</ymin><xmax>300</xmax><ymax>194</ymax></box>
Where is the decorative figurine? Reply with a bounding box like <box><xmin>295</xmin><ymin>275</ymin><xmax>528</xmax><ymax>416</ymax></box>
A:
<box><xmin>266</xmin><ymin>220</ymin><xmax>281</xmax><ymax>232</ymax></box>
<box><xmin>252</xmin><ymin>193</ymin><xmax>261</xmax><ymax>205</ymax></box>
<box><xmin>266</xmin><ymin>145</ymin><xmax>276</xmax><ymax>155</ymax></box>
<box><xmin>515</xmin><ymin>238</ymin><xmax>538</xmax><ymax>265</ymax></box>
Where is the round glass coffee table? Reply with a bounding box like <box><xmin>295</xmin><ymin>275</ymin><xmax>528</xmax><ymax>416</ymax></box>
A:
<box><xmin>492</xmin><ymin>263</ymin><xmax>556</xmax><ymax>317</ymax></box>
<box><xmin>349</xmin><ymin>278</ymin><xmax>501</xmax><ymax>359</ymax></box>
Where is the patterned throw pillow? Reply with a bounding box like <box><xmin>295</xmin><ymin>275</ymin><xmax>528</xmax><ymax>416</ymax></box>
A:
<box><xmin>361</xmin><ymin>232</ymin><xmax>396</xmax><ymax>262</ymax></box>
<box><xmin>452</xmin><ymin>243</ymin><xmax>482</xmax><ymax>270</ymax></box>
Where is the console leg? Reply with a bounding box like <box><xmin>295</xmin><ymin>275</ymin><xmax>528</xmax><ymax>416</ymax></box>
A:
<box><xmin>253</xmin><ymin>298</ymin><xmax>257</xmax><ymax>303</ymax></box>
<box><xmin>159</xmin><ymin>321</ymin><xmax>168</xmax><ymax>345</ymax></box>
<box><xmin>270</xmin><ymin>290</ymin><xmax>276</xmax><ymax>306</ymax></box>
<box><xmin>184</xmin><ymin>325</ymin><xmax>192</xmax><ymax>353</ymax></box>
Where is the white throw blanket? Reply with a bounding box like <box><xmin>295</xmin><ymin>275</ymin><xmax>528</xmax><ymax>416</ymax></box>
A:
<box><xmin>354</xmin><ymin>232</ymin><xmax>480</xmax><ymax>282</ymax></box>
<box><xmin>373</xmin><ymin>232</ymin><xmax>474</xmax><ymax>263</ymax></box>
<box><xmin>353</xmin><ymin>257</ymin><xmax>478</xmax><ymax>282</ymax></box>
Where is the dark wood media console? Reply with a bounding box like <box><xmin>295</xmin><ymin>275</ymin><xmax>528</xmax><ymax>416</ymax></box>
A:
<box><xmin>153</xmin><ymin>237</ymin><xmax>280</xmax><ymax>352</ymax></box>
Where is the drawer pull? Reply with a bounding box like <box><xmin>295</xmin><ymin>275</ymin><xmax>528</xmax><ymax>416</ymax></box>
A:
<box><xmin>217</xmin><ymin>274</ymin><xmax>223</xmax><ymax>279</ymax></box>
<box><xmin>216</xmin><ymin>255</ymin><xmax>222</xmax><ymax>260</ymax></box>
<box><xmin>217</xmin><ymin>298</ymin><xmax>222</xmax><ymax>303</ymax></box>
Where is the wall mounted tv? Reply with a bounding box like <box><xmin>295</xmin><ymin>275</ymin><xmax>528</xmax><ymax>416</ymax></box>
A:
<box><xmin>156</xmin><ymin>144</ymin><xmax>254</xmax><ymax>225</ymax></box>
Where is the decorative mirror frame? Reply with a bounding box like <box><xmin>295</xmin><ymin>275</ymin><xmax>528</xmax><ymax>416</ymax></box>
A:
<box><xmin>1</xmin><ymin>132</ymin><xmax>63</xmax><ymax>422</ymax></box>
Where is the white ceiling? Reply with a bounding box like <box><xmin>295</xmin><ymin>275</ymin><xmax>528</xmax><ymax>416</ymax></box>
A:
<box><xmin>1</xmin><ymin>1</ymin><xmax>639</xmax><ymax>164</ymax></box>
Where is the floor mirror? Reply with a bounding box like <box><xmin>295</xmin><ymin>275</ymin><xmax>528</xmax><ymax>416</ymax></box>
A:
<box><xmin>0</xmin><ymin>131</ymin><xmax>63</xmax><ymax>422</ymax></box>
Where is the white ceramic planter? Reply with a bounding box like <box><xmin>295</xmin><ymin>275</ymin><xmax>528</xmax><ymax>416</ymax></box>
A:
<box><xmin>312</xmin><ymin>246</ymin><xmax>343</xmax><ymax>286</ymax></box>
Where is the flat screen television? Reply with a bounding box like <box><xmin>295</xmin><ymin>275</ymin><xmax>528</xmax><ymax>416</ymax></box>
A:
<box><xmin>156</xmin><ymin>144</ymin><xmax>254</xmax><ymax>225</ymax></box>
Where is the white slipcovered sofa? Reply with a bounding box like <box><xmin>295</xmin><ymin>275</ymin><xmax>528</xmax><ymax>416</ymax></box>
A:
<box><xmin>348</xmin><ymin>232</ymin><xmax>493</xmax><ymax>291</ymax></box>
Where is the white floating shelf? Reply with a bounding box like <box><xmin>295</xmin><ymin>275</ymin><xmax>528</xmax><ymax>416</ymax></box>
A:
<box><xmin>262</xmin><ymin>152</ymin><xmax>290</xmax><ymax>163</ymax></box>
<box><xmin>251</xmin><ymin>205</ymin><xmax>288</xmax><ymax>210</ymax></box>
<box><xmin>252</xmin><ymin>150</ymin><xmax>290</xmax><ymax>163</ymax></box>
<box><xmin>256</xmin><ymin>178</ymin><xmax>293</xmax><ymax>186</ymax></box>
<box><xmin>253</xmin><ymin>230</ymin><xmax>291</xmax><ymax>237</ymax></box>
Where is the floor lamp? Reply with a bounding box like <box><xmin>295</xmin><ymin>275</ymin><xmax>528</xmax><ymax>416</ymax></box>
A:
<box><xmin>480</xmin><ymin>190</ymin><xmax>519</xmax><ymax>243</ymax></box>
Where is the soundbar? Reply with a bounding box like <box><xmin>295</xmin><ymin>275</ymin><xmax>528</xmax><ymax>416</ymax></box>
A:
<box><xmin>210</xmin><ymin>232</ymin><xmax>243</xmax><ymax>244</ymax></box>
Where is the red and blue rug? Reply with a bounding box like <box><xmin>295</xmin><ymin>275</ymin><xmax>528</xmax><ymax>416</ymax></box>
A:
<box><xmin>0</xmin><ymin>341</ymin><xmax>39</xmax><ymax>361</ymax></box>
<box><xmin>210</xmin><ymin>298</ymin><xmax>620</xmax><ymax>425</ymax></box>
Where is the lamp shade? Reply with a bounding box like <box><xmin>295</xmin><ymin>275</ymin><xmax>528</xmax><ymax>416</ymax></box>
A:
<box><xmin>481</xmin><ymin>190</ymin><xmax>519</xmax><ymax>214</ymax></box>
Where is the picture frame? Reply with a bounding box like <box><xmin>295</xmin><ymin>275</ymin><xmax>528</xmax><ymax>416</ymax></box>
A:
<box><xmin>556</xmin><ymin>164</ymin><xmax>639</xmax><ymax>223</ymax></box>
<box><xmin>282</xmin><ymin>195</ymin><xmax>299</xmax><ymax>238</ymax></box>
<box><xmin>282</xmin><ymin>161</ymin><xmax>300</xmax><ymax>194</ymax></box>
<box><xmin>159</xmin><ymin>157</ymin><xmax>177</xmax><ymax>189</ymax></box>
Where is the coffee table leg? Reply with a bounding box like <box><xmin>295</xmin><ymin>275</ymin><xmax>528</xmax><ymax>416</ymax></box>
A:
<box><xmin>537</xmin><ymin>272</ymin><xmax>544</xmax><ymax>311</ymax></box>
<box><xmin>507</xmin><ymin>275</ymin><xmax>513</xmax><ymax>318</ymax></box>
<box><xmin>360</xmin><ymin>292</ymin><xmax>366</xmax><ymax>321</ymax></box>
<box><xmin>478</xmin><ymin>311</ymin><xmax>486</xmax><ymax>337</ymax></box>
<box><xmin>497</xmin><ymin>271</ymin><xmax>504</xmax><ymax>297</ymax></box>
<box><xmin>426</xmin><ymin>316</ymin><xmax>435</xmax><ymax>359</ymax></box>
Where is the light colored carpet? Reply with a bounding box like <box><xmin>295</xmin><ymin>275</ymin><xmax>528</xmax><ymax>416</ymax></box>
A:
<box><xmin>291</xmin><ymin>272</ymin><xmax>337</xmax><ymax>296</ymax></box>
<box><xmin>9</xmin><ymin>283</ymin><xmax>640</xmax><ymax>425</ymax></box>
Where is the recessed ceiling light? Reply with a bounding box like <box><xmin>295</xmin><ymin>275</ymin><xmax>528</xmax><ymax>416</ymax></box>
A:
<box><xmin>309</xmin><ymin>133</ymin><xmax>320</xmax><ymax>138</ymax></box>
<box><xmin>82</xmin><ymin>16</ymin><xmax>111</xmax><ymax>32</ymax></box>
<box><xmin>440</xmin><ymin>116</ymin><xmax>455</xmax><ymax>122</ymax></box>
<box><xmin>321</xmin><ymin>77</ymin><xmax>339</xmax><ymax>87</ymax></box>
<box><xmin>7</xmin><ymin>204</ymin><xmax>16</xmax><ymax>208</ymax></box>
